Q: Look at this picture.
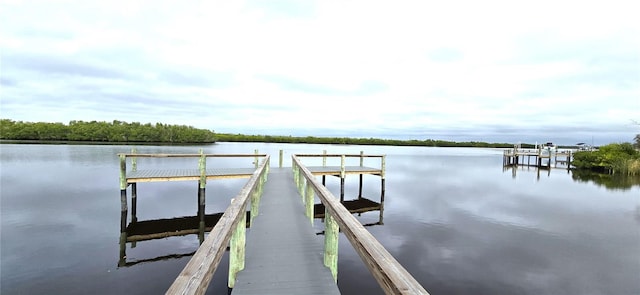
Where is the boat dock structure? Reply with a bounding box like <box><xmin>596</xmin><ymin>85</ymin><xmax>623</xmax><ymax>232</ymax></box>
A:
<box><xmin>117</xmin><ymin>150</ymin><xmax>428</xmax><ymax>295</ymax></box>
<box><xmin>502</xmin><ymin>146</ymin><xmax>573</xmax><ymax>169</ymax></box>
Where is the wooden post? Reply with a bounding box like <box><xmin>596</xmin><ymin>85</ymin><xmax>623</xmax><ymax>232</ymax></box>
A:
<box><xmin>301</xmin><ymin>178</ymin><xmax>307</xmax><ymax>201</ymax></box>
<box><xmin>128</xmin><ymin>148</ymin><xmax>138</xmax><ymax>223</ymax></box>
<box><xmin>131</xmin><ymin>148</ymin><xmax>137</xmax><ymax>172</ymax></box>
<box><xmin>537</xmin><ymin>156</ymin><xmax>542</xmax><ymax>167</ymax></box>
<box><xmin>265</xmin><ymin>157</ymin><xmax>270</xmax><ymax>175</ymax></box>
<box><xmin>380</xmin><ymin>155</ymin><xmax>386</xmax><ymax>207</ymax></box>
<box><xmin>295</xmin><ymin>166</ymin><xmax>303</xmax><ymax>196</ymax></box>
<box><xmin>250</xmin><ymin>190</ymin><xmax>259</xmax><ymax>224</ymax></box>
<box><xmin>119</xmin><ymin>154</ymin><xmax>128</xmax><ymax>232</ymax></box>
<box><xmin>198</xmin><ymin>149</ymin><xmax>206</xmax><ymax>234</ymax></box>
<box><xmin>131</xmin><ymin>183</ymin><xmax>137</xmax><ymax>223</ymax></box>
<box><xmin>358</xmin><ymin>151</ymin><xmax>364</xmax><ymax>199</ymax></box>
<box><xmin>323</xmin><ymin>150</ymin><xmax>327</xmax><ymax>166</ymax></box>
<box><xmin>198</xmin><ymin>219</ymin><xmax>205</xmax><ymax>245</ymax></box>
<box><xmin>324</xmin><ymin>208</ymin><xmax>339</xmax><ymax>282</ymax></box>
<box><xmin>297</xmin><ymin>166</ymin><xmax>304</xmax><ymax>195</ymax></box>
<box><xmin>118</xmin><ymin>229</ymin><xmax>127</xmax><ymax>267</ymax></box>
<box><xmin>340</xmin><ymin>155</ymin><xmax>345</xmax><ymax>202</ymax></box>
<box><xmin>321</xmin><ymin>150</ymin><xmax>327</xmax><ymax>185</ymax></box>
<box><xmin>305</xmin><ymin>180</ymin><xmax>314</xmax><ymax>224</ymax></box>
<box><xmin>279</xmin><ymin>149</ymin><xmax>283</xmax><ymax>168</ymax></box>
<box><xmin>292</xmin><ymin>162</ymin><xmax>297</xmax><ymax>184</ymax></box>
<box><xmin>254</xmin><ymin>149</ymin><xmax>259</xmax><ymax>169</ymax></box>
<box><xmin>229</xmin><ymin>199</ymin><xmax>246</xmax><ymax>288</ymax></box>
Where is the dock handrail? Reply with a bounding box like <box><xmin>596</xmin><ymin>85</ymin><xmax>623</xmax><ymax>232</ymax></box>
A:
<box><xmin>118</xmin><ymin>150</ymin><xmax>268</xmax><ymax>187</ymax></box>
<box><xmin>166</xmin><ymin>155</ymin><xmax>270</xmax><ymax>295</ymax></box>
<box><xmin>292</xmin><ymin>154</ymin><xmax>429</xmax><ymax>295</ymax></box>
<box><xmin>117</xmin><ymin>153</ymin><xmax>268</xmax><ymax>158</ymax></box>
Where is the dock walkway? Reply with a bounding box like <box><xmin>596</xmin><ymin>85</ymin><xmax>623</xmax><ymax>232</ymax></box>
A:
<box><xmin>126</xmin><ymin>151</ymin><xmax>428</xmax><ymax>294</ymax></box>
<box><xmin>232</xmin><ymin>168</ymin><xmax>340</xmax><ymax>295</ymax></box>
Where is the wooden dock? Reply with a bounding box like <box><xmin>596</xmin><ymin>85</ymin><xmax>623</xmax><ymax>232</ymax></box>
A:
<box><xmin>231</xmin><ymin>168</ymin><xmax>341</xmax><ymax>294</ymax></box>
<box><xmin>118</xmin><ymin>151</ymin><xmax>427</xmax><ymax>294</ymax></box>
<box><xmin>503</xmin><ymin>148</ymin><xmax>573</xmax><ymax>169</ymax></box>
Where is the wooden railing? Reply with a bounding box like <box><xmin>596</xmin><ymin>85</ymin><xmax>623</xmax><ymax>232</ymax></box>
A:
<box><xmin>118</xmin><ymin>149</ymin><xmax>266</xmax><ymax>183</ymax></box>
<box><xmin>292</xmin><ymin>155</ymin><xmax>429</xmax><ymax>295</ymax></box>
<box><xmin>165</xmin><ymin>155</ymin><xmax>270</xmax><ymax>295</ymax></box>
<box><xmin>294</xmin><ymin>151</ymin><xmax>386</xmax><ymax>201</ymax></box>
<box><xmin>503</xmin><ymin>148</ymin><xmax>574</xmax><ymax>156</ymax></box>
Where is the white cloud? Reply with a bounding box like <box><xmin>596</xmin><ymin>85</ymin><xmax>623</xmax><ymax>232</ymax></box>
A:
<box><xmin>1</xmin><ymin>0</ymin><xmax>638</xmax><ymax>145</ymax></box>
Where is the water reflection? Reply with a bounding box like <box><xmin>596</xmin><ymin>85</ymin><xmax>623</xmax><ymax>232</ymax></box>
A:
<box><xmin>314</xmin><ymin>198</ymin><xmax>385</xmax><ymax>235</ymax></box>
<box><xmin>314</xmin><ymin>198</ymin><xmax>384</xmax><ymax>224</ymax></box>
<box><xmin>118</xmin><ymin>210</ymin><xmax>250</xmax><ymax>267</ymax></box>
<box><xmin>3</xmin><ymin>144</ymin><xmax>638</xmax><ymax>295</ymax></box>
<box><xmin>502</xmin><ymin>164</ymin><xmax>573</xmax><ymax>180</ymax></box>
<box><xmin>503</xmin><ymin>165</ymin><xmax>640</xmax><ymax>190</ymax></box>
<box><xmin>571</xmin><ymin>169</ymin><xmax>640</xmax><ymax>190</ymax></box>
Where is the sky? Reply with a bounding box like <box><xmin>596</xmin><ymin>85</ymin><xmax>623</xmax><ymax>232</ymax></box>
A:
<box><xmin>1</xmin><ymin>0</ymin><xmax>638</xmax><ymax>145</ymax></box>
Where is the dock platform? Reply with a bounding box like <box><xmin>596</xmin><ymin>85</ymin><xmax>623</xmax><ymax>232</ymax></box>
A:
<box><xmin>232</xmin><ymin>168</ymin><xmax>340</xmax><ymax>295</ymax></box>
<box><xmin>124</xmin><ymin>166</ymin><xmax>381</xmax><ymax>183</ymax></box>
<box><xmin>503</xmin><ymin>148</ymin><xmax>573</xmax><ymax>169</ymax></box>
<box><xmin>118</xmin><ymin>151</ymin><xmax>428</xmax><ymax>294</ymax></box>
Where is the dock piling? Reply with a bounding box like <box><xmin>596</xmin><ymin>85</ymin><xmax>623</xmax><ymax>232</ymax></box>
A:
<box><xmin>380</xmin><ymin>155</ymin><xmax>386</xmax><ymax>224</ymax></box>
<box><xmin>305</xmin><ymin>180</ymin><xmax>314</xmax><ymax>224</ymax></box>
<box><xmin>340</xmin><ymin>155</ymin><xmax>345</xmax><ymax>202</ymax></box>
<box><xmin>322</xmin><ymin>150</ymin><xmax>327</xmax><ymax>186</ymax></box>
<box><xmin>323</xmin><ymin>207</ymin><xmax>339</xmax><ymax>282</ymax></box>
<box><xmin>198</xmin><ymin>149</ymin><xmax>206</xmax><ymax>238</ymax></box>
<box><xmin>131</xmin><ymin>183</ymin><xmax>137</xmax><ymax>223</ymax></box>
<box><xmin>119</xmin><ymin>154</ymin><xmax>128</xmax><ymax>232</ymax></box>
<box><xmin>254</xmin><ymin>149</ymin><xmax>259</xmax><ymax>169</ymax></box>
<box><xmin>131</xmin><ymin>149</ymin><xmax>138</xmax><ymax>222</ymax></box>
<box><xmin>358</xmin><ymin>151</ymin><xmax>364</xmax><ymax>199</ymax></box>
<box><xmin>229</xmin><ymin>198</ymin><xmax>246</xmax><ymax>289</ymax></box>
<box><xmin>131</xmin><ymin>148</ymin><xmax>137</xmax><ymax>172</ymax></box>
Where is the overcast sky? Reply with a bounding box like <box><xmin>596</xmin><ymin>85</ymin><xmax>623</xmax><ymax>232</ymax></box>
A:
<box><xmin>1</xmin><ymin>0</ymin><xmax>638</xmax><ymax>145</ymax></box>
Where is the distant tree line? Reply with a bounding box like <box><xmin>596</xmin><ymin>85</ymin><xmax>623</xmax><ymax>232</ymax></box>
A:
<box><xmin>3</xmin><ymin>118</ymin><xmax>589</xmax><ymax>149</ymax></box>
<box><xmin>0</xmin><ymin>119</ymin><xmax>216</xmax><ymax>143</ymax></box>
<box><xmin>215</xmin><ymin>133</ymin><xmax>521</xmax><ymax>148</ymax></box>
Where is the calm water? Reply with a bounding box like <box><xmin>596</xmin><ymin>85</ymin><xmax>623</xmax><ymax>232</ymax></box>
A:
<box><xmin>1</xmin><ymin>143</ymin><xmax>639</xmax><ymax>295</ymax></box>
